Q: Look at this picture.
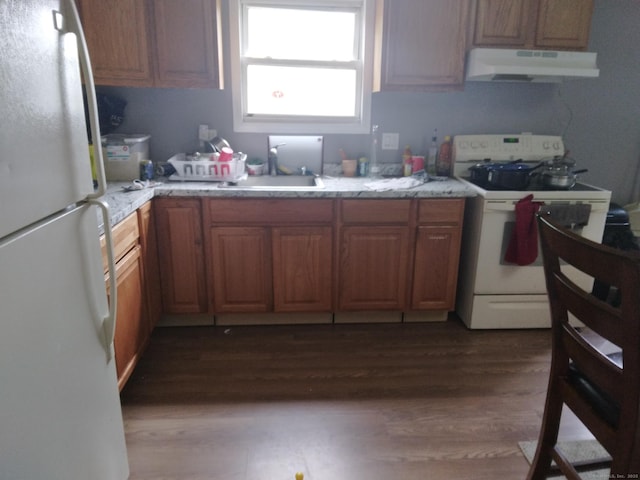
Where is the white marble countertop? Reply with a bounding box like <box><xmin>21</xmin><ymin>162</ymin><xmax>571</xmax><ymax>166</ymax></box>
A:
<box><xmin>98</xmin><ymin>175</ymin><xmax>476</xmax><ymax>233</ymax></box>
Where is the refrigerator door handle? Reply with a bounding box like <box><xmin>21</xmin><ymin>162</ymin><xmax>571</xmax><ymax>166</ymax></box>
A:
<box><xmin>55</xmin><ymin>0</ymin><xmax>108</xmax><ymax>198</ymax></box>
<box><xmin>89</xmin><ymin>199</ymin><xmax>118</xmax><ymax>361</ymax></box>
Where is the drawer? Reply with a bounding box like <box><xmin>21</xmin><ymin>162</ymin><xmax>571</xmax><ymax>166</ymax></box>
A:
<box><xmin>206</xmin><ymin>199</ymin><xmax>334</xmax><ymax>224</ymax></box>
<box><xmin>341</xmin><ymin>199</ymin><xmax>412</xmax><ymax>224</ymax></box>
<box><xmin>101</xmin><ymin>212</ymin><xmax>140</xmax><ymax>270</ymax></box>
<box><xmin>417</xmin><ymin>199</ymin><xmax>464</xmax><ymax>225</ymax></box>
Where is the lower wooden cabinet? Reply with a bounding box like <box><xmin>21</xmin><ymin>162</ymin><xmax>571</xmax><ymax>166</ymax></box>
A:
<box><xmin>338</xmin><ymin>226</ymin><xmax>410</xmax><ymax>310</ymax></box>
<box><xmin>154</xmin><ymin>198</ymin><xmax>208</xmax><ymax>314</ymax></box>
<box><xmin>338</xmin><ymin>199</ymin><xmax>412</xmax><ymax>311</ymax></box>
<box><xmin>137</xmin><ymin>201</ymin><xmax>162</xmax><ymax>328</ymax></box>
<box><xmin>204</xmin><ymin>199</ymin><xmax>334</xmax><ymax>315</ymax></box>
<box><xmin>152</xmin><ymin>196</ymin><xmax>465</xmax><ymax>324</ymax></box>
<box><xmin>272</xmin><ymin>226</ymin><xmax>333</xmax><ymax>312</ymax></box>
<box><xmin>209</xmin><ymin>226</ymin><xmax>272</xmax><ymax>313</ymax></box>
<box><xmin>109</xmin><ymin>245</ymin><xmax>148</xmax><ymax>390</ymax></box>
<box><xmin>101</xmin><ymin>211</ymin><xmax>150</xmax><ymax>390</ymax></box>
<box><xmin>411</xmin><ymin>199</ymin><xmax>464</xmax><ymax>310</ymax></box>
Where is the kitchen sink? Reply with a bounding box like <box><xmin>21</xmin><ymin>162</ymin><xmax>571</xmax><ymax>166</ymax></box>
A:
<box><xmin>219</xmin><ymin>175</ymin><xmax>325</xmax><ymax>190</ymax></box>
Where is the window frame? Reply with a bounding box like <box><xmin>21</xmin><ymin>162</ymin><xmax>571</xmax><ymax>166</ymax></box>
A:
<box><xmin>229</xmin><ymin>0</ymin><xmax>375</xmax><ymax>134</ymax></box>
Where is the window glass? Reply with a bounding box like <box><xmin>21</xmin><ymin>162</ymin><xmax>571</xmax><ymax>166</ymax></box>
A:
<box><xmin>246</xmin><ymin>65</ymin><xmax>357</xmax><ymax>117</ymax></box>
<box><xmin>230</xmin><ymin>0</ymin><xmax>374</xmax><ymax>134</ymax></box>
<box><xmin>246</xmin><ymin>7</ymin><xmax>357</xmax><ymax>62</ymax></box>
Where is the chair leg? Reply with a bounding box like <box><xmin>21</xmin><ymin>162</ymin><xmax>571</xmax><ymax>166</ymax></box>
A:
<box><xmin>526</xmin><ymin>383</ymin><xmax>565</xmax><ymax>480</ymax></box>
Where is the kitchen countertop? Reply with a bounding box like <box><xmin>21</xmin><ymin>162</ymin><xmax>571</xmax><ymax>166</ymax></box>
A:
<box><xmin>98</xmin><ymin>175</ymin><xmax>476</xmax><ymax>233</ymax></box>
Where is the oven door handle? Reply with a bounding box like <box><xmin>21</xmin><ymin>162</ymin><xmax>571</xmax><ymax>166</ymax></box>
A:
<box><xmin>484</xmin><ymin>200</ymin><xmax>522</xmax><ymax>212</ymax></box>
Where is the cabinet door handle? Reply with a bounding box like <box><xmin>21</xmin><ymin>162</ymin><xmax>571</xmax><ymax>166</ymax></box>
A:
<box><xmin>90</xmin><ymin>199</ymin><xmax>118</xmax><ymax>361</ymax></box>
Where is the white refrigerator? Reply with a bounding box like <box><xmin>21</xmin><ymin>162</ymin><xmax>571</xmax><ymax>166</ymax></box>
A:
<box><xmin>0</xmin><ymin>1</ymin><xmax>129</xmax><ymax>478</ymax></box>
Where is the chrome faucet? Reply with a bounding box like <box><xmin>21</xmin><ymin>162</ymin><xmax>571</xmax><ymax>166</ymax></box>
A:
<box><xmin>268</xmin><ymin>143</ymin><xmax>286</xmax><ymax>176</ymax></box>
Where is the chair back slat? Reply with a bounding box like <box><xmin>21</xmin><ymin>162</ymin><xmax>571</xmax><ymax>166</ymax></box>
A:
<box><xmin>561</xmin><ymin>323</ymin><xmax>624</xmax><ymax>403</ymax></box>
<box><xmin>553</xmin><ymin>273</ymin><xmax>624</xmax><ymax>346</ymax></box>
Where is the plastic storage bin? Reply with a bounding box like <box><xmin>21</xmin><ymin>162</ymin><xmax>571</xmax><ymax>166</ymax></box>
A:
<box><xmin>101</xmin><ymin>134</ymin><xmax>151</xmax><ymax>181</ymax></box>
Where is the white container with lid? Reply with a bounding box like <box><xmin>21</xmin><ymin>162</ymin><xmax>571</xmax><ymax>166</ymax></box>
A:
<box><xmin>101</xmin><ymin>134</ymin><xmax>151</xmax><ymax>181</ymax></box>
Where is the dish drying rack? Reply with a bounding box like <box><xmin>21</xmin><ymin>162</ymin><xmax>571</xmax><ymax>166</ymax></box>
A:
<box><xmin>167</xmin><ymin>152</ymin><xmax>246</xmax><ymax>182</ymax></box>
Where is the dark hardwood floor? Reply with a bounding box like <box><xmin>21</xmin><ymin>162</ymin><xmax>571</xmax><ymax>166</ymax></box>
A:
<box><xmin>120</xmin><ymin>316</ymin><xmax>589</xmax><ymax>480</ymax></box>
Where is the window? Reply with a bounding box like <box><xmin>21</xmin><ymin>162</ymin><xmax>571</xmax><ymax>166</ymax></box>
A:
<box><xmin>229</xmin><ymin>0</ymin><xmax>375</xmax><ymax>134</ymax></box>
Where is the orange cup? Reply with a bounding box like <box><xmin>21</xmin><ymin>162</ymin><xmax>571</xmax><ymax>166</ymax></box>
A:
<box><xmin>342</xmin><ymin>159</ymin><xmax>357</xmax><ymax>177</ymax></box>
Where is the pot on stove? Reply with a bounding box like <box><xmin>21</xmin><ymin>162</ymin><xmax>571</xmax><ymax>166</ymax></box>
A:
<box><xmin>468</xmin><ymin>160</ymin><xmax>544</xmax><ymax>190</ymax></box>
<box><xmin>540</xmin><ymin>156</ymin><xmax>588</xmax><ymax>190</ymax></box>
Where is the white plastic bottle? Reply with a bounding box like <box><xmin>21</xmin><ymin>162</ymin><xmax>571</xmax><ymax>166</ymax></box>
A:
<box><xmin>369</xmin><ymin>124</ymin><xmax>381</xmax><ymax>177</ymax></box>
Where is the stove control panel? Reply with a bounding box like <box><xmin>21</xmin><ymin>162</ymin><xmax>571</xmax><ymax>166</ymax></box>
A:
<box><xmin>453</xmin><ymin>134</ymin><xmax>564</xmax><ymax>163</ymax></box>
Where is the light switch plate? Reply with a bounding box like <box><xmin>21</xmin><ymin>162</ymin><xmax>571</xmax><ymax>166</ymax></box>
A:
<box><xmin>382</xmin><ymin>133</ymin><xmax>399</xmax><ymax>150</ymax></box>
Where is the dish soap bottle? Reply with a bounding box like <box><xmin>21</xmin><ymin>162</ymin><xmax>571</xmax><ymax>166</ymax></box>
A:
<box><xmin>436</xmin><ymin>135</ymin><xmax>452</xmax><ymax>177</ymax></box>
<box><xmin>403</xmin><ymin>145</ymin><xmax>413</xmax><ymax>176</ymax></box>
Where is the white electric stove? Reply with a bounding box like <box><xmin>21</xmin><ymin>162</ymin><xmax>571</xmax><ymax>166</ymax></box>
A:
<box><xmin>453</xmin><ymin>134</ymin><xmax>611</xmax><ymax>329</ymax></box>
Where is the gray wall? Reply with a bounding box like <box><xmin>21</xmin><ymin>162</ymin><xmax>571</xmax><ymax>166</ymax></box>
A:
<box><xmin>99</xmin><ymin>0</ymin><xmax>640</xmax><ymax>204</ymax></box>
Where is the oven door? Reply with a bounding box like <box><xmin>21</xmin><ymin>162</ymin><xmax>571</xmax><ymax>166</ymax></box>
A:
<box><xmin>474</xmin><ymin>199</ymin><xmax>608</xmax><ymax>295</ymax></box>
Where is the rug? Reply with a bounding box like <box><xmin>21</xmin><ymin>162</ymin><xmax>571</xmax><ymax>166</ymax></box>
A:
<box><xmin>519</xmin><ymin>439</ymin><xmax>610</xmax><ymax>479</ymax></box>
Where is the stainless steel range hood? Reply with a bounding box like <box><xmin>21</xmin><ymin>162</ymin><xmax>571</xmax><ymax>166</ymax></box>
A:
<box><xmin>466</xmin><ymin>48</ymin><xmax>599</xmax><ymax>83</ymax></box>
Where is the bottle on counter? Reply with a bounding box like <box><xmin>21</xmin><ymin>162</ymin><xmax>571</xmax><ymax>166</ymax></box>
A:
<box><xmin>436</xmin><ymin>135</ymin><xmax>452</xmax><ymax>177</ymax></box>
<box><xmin>369</xmin><ymin>124</ymin><xmax>381</xmax><ymax>178</ymax></box>
<box><xmin>427</xmin><ymin>129</ymin><xmax>438</xmax><ymax>176</ymax></box>
<box><xmin>402</xmin><ymin>145</ymin><xmax>413</xmax><ymax>176</ymax></box>
<box><xmin>358</xmin><ymin>156</ymin><xmax>369</xmax><ymax>177</ymax></box>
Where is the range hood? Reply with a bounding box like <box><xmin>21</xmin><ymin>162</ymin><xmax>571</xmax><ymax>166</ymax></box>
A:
<box><xmin>466</xmin><ymin>48</ymin><xmax>599</xmax><ymax>83</ymax></box>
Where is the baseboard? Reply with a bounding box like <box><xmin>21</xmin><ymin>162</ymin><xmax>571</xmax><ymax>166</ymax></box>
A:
<box><xmin>333</xmin><ymin>311</ymin><xmax>402</xmax><ymax>323</ymax></box>
<box><xmin>403</xmin><ymin>310</ymin><xmax>448</xmax><ymax>322</ymax></box>
<box><xmin>157</xmin><ymin>314</ymin><xmax>214</xmax><ymax>327</ymax></box>
<box><xmin>215</xmin><ymin>312</ymin><xmax>333</xmax><ymax>326</ymax></box>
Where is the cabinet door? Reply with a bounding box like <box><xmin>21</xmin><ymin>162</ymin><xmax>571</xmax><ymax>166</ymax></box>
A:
<box><xmin>151</xmin><ymin>0</ymin><xmax>223</xmax><ymax>88</ymax></box>
<box><xmin>535</xmin><ymin>0</ymin><xmax>593</xmax><ymax>49</ymax></box>
<box><xmin>473</xmin><ymin>0</ymin><xmax>533</xmax><ymax>47</ymax></box>
<box><xmin>154</xmin><ymin>198</ymin><xmax>208</xmax><ymax>314</ymax></box>
<box><xmin>339</xmin><ymin>226</ymin><xmax>410</xmax><ymax>310</ymax></box>
<box><xmin>272</xmin><ymin>227</ymin><xmax>333</xmax><ymax>313</ymax></box>
<box><xmin>209</xmin><ymin>227</ymin><xmax>271</xmax><ymax>313</ymax></box>
<box><xmin>412</xmin><ymin>226</ymin><xmax>462</xmax><ymax>310</ymax></box>
<box><xmin>108</xmin><ymin>245</ymin><xmax>148</xmax><ymax>390</ymax></box>
<box><xmin>78</xmin><ymin>0</ymin><xmax>153</xmax><ymax>87</ymax></box>
<box><xmin>375</xmin><ymin>0</ymin><xmax>471</xmax><ymax>90</ymax></box>
<box><xmin>137</xmin><ymin>202</ymin><xmax>162</xmax><ymax>329</ymax></box>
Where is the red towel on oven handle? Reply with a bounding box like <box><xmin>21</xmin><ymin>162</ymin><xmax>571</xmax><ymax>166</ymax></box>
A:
<box><xmin>504</xmin><ymin>194</ymin><xmax>545</xmax><ymax>266</ymax></box>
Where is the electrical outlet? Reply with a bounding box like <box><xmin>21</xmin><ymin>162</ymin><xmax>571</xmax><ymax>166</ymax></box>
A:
<box><xmin>381</xmin><ymin>133</ymin><xmax>399</xmax><ymax>150</ymax></box>
<box><xmin>198</xmin><ymin>124</ymin><xmax>210</xmax><ymax>141</ymax></box>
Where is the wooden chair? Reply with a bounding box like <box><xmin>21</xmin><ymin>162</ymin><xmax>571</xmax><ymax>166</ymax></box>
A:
<box><xmin>527</xmin><ymin>214</ymin><xmax>640</xmax><ymax>479</ymax></box>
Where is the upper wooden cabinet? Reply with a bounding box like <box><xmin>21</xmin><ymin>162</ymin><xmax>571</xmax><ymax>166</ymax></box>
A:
<box><xmin>78</xmin><ymin>0</ymin><xmax>152</xmax><ymax>87</ymax></box>
<box><xmin>151</xmin><ymin>0</ymin><xmax>224</xmax><ymax>88</ymax></box>
<box><xmin>78</xmin><ymin>0</ymin><xmax>223</xmax><ymax>89</ymax></box>
<box><xmin>472</xmin><ymin>0</ymin><xmax>594</xmax><ymax>50</ymax></box>
<box><xmin>374</xmin><ymin>0</ymin><xmax>472</xmax><ymax>91</ymax></box>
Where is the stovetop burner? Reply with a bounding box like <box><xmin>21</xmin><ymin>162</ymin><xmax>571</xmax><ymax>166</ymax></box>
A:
<box><xmin>461</xmin><ymin>176</ymin><xmax>602</xmax><ymax>192</ymax></box>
